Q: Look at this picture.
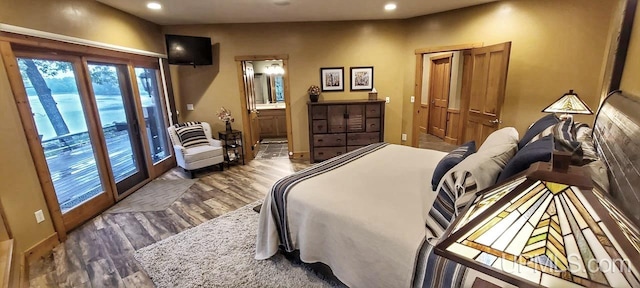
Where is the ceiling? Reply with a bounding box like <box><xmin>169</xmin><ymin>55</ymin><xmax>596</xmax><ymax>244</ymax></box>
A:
<box><xmin>96</xmin><ymin>0</ymin><xmax>498</xmax><ymax>26</ymax></box>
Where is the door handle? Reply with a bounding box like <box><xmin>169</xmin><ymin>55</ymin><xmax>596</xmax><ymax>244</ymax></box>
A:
<box><xmin>133</xmin><ymin>122</ymin><xmax>139</xmax><ymax>135</ymax></box>
<box><xmin>489</xmin><ymin>119</ymin><xmax>502</xmax><ymax>125</ymax></box>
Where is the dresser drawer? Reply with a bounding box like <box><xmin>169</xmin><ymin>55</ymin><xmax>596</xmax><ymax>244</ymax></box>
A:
<box><xmin>347</xmin><ymin>132</ymin><xmax>380</xmax><ymax>146</ymax></box>
<box><xmin>314</xmin><ymin>134</ymin><xmax>346</xmax><ymax>147</ymax></box>
<box><xmin>311</xmin><ymin>106</ymin><xmax>327</xmax><ymax>119</ymax></box>
<box><xmin>314</xmin><ymin>147</ymin><xmax>346</xmax><ymax>161</ymax></box>
<box><xmin>312</xmin><ymin>120</ymin><xmax>328</xmax><ymax>134</ymax></box>
<box><xmin>366</xmin><ymin>118</ymin><xmax>380</xmax><ymax>132</ymax></box>
<box><xmin>366</xmin><ymin>104</ymin><xmax>381</xmax><ymax>118</ymax></box>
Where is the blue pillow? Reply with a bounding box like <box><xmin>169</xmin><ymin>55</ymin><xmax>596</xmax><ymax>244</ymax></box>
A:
<box><xmin>431</xmin><ymin>141</ymin><xmax>476</xmax><ymax>190</ymax></box>
<box><xmin>518</xmin><ymin>114</ymin><xmax>559</xmax><ymax>150</ymax></box>
<box><xmin>498</xmin><ymin>135</ymin><xmax>553</xmax><ymax>183</ymax></box>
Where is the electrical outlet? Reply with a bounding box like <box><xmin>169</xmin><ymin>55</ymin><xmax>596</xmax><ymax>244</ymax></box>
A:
<box><xmin>401</xmin><ymin>134</ymin><xmax>407</xmax><ymax>141</ymax></box>
<box><xmin>410</xmin><ymin>96</ymin><xmax>415</xmax><ymax>103</ymax></box>
<box><xmin>385</xmin><ymin>97</ymin><xmax>390</xmax><ymax>104</ymax></box>
<box><xmin>186</xmin><ymin>104</ymin><xmax>194</xmax><ymax>111</ymax></box>
<box><xmin>35</xmin><ymin>210</ymin><xmax>45</xmax><ymax>223</ymax></box>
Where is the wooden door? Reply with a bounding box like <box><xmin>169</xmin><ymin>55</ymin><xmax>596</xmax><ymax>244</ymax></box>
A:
<box><xmin>243</xmin><ymin>62</ymin><xmax>261</xmax><ymax>157</ymax></box>
<box><xmin>428</xmin><ymin>54</ymin><xmax>452</xmax><ymax>139</ymax></box>
<box><xmin>463</xmin><ymin>42</ymin><xmax>511</xmax><ymax>145</ymax></box>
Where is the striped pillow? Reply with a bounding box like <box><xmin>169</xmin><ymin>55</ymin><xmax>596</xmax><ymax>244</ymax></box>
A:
<box><xmin>427</xmin><ymin>170</ymin><xmax>477</xmax><ymax>238</ymax></box>
<box><xmin>552</xmin><ymin>119</ymin><xmax>583</xmax><ymax>165</ymax></box>
<box><xmin>175</xmin><ymin>124</ymin><xmax>209</xmax><ymax>148</ymax></box>
<box><xmin>431</xmin><ymin>141</ymin><xmax>476</xmax><ymax>191</ymax></box>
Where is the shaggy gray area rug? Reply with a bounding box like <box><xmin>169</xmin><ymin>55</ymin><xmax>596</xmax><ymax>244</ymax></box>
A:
<box><xmin>105</xmin><ymin>179</ymin><xmax>197</xmax><ymax>213</ymax></box>
<box><xmin>134</xmin><ymin>202</ymin><xmax>338</xmax><ymax>288</ymax></box>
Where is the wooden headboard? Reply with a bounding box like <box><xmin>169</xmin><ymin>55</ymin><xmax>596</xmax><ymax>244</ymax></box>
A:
<box><xmin>593</xmin><ymin>91</ymin><xmax>640</xmax><ymax>227</ymax></box>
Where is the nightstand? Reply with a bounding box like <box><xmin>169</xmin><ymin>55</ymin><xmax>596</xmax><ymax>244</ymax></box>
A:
<box><xmin>218</xmin><ymin>130</ymin><xmax>245</xmax><ymax>166</ymax></box>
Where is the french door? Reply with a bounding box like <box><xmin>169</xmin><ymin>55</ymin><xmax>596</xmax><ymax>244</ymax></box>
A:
<box><xmin>13</xmin><ymin>52</ymin><xmax>159</xmax><ymax>230</ymax></box>
<box><xmin>86</xmin><ymin>61</ymin><xmax>149</xmax><ymax>195</ymax></box>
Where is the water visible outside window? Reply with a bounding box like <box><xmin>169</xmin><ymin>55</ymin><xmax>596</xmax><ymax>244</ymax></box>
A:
<box><xmin>135</xmin><ymin>67</ymin><xmax>170</xmax><ymax>163</ymax></box>
<box><xmin>88</xmin><ymin>63</ymin><xmax>138</xmax><ymax>182</ymax></box>
<box><xmin>18</xmin><ymin>58</ymin><xmax>105</xmax><ymax>212</ymax></box>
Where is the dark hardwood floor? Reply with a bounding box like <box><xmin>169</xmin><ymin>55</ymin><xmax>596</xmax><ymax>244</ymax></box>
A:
<box><xmin>29</xmin><ymin>158</ymin><xmax>309</xmax><ymax>288</ymax></box>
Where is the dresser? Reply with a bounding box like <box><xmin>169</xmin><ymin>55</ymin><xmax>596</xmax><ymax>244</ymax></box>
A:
<box><xmin>308</xmin><ymin>100</ymin><xmax>385</xmax><ymax>163</ymax></box>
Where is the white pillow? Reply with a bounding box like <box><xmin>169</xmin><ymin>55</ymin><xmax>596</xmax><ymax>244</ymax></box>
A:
<box><xmin>478</xmin><ymin>127</ymin><xmax>519</xmax><ymax>152</ymax></box>
<box><xmin>449</xmin><ymin>140</ymin><xmax>518</xmax><ymax>192</ymax></box>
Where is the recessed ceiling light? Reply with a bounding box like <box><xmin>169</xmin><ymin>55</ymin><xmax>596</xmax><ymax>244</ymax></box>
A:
<box><xmin>384</xmin><ymin>3</ymin><xmax>397</xmax><ymax>11</ymax></box>
<box><xmin>147</xmin><ymin>2</ymin><xmax>162</xmax><ymax>10</ymax></box>
<box><xmin>274</xmin><ymin>0</ymin><xmax>291</xmax><ymax>6</ymax></box>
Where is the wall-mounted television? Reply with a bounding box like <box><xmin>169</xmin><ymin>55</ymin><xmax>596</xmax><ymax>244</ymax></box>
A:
<box><xmin>165</xmin><ymin>34</ymin><xmax>213</xmax><ymax>66</ymax></box>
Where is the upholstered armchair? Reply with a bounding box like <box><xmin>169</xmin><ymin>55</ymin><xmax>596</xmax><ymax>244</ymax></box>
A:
<box><xmin>167</xmin><ymin>122</ymin><xmax>224</xmax><ymax>178</ymax></box>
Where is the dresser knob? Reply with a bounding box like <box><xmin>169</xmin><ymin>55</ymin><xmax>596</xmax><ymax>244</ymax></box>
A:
<box><xmin>319</xmin><ymin>152</ymin><xmax>324</xmax><ymax>155</ymax></box>
<box><xmin>318</xmin><ymin>139</ymin><xmax>323</xmax><ymax>142</ymax></box>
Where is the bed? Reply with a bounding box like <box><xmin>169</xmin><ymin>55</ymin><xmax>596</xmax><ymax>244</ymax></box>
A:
<box><xmin>256</xmin><ymin>91</ymin><xmax>640</xmax><ymax>288</ymax></box>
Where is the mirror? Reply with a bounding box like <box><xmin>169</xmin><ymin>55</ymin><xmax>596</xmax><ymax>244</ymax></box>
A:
<box><xmin>251</xmin><ymin>60</ymin><xmax>285</xmax><ymax>105</ymax></box>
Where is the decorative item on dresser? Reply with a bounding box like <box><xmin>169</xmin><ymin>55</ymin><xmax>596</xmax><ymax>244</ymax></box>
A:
<box><xmin>307</xmin><ymin>99</ymin><xmax>385</xmax><ymax>163</ymax></box>
<box><xmin>307</xmin><ymin>85</ymin><xmax>321</xmax><ymax>103</ymax></box>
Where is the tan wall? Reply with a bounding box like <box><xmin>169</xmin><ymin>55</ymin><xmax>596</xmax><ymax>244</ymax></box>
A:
<box><xmin>402</xmin><ymin>0</ymin><xmax>615</xmax><ymax>142</ymax></box>
<box><xmin>0</xmin><ymin>0</ymin><xmax>164</xmax><ymax>54</ymax></box>
<box><xmin>0</xmin><ymin>0</ymin><xmax>163</xmax><ymax>285</ymax></box>
<box><xmin>0</xmin><ymin>50</ymin><xmax>57</xmax><ymax>286</ymax></box>
<box><xmin>620</xmin><ymin>1</ymin><xmax>640</xmax><ymax>97</ymax></box>
<box><xmin>164</xmin><ymin>21</ymin><xmax>407</xmax><ymax>153</ymax></box>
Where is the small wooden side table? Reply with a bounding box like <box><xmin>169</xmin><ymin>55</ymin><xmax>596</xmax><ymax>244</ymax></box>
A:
<box><xmin>218</xmin><ymin>130</ymin><xmax>245</xmax><ymax>166</ymax></box>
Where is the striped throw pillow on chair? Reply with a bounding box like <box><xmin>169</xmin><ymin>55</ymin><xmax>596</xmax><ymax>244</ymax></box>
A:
<box><xmin>175</xmin><ymin>124</ymin><xmax>209</xmax><ymax>148</ymax></box>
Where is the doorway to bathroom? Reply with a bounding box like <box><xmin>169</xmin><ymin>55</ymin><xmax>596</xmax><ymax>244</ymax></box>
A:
<box><xmin>235</xmin><ymin>55</ymin><xmax>293</xmax><ymax>161</ymax></box>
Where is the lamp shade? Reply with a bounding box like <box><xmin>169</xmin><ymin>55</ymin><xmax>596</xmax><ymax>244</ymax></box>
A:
<box><xmin>434</xmin><ymin>161</ymin><xmax>640</xmax><ymax>288</ymax></box>
<box><xmin>542</xmin><ymin>90</ymin><xmax>593</xmax><ymax>115</ymax></box>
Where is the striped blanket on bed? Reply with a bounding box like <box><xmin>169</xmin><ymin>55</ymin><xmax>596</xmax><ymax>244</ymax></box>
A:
<box><xmin>270</xmin><ymin>142</ymin><xmax>389</xmax><ymax>251</ymax></box>
<box><xmin>267</xmin><ymin>143</ymin><xmax>478</xmax><ymax>288</ymax></box>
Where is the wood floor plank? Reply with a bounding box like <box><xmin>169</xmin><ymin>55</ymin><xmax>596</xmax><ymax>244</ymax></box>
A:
<box><xmin>122</xmin><ymin>271</ymin><xmax>154</xmax><ymax>288</ymax></box>
<box><xmin>162</xmin><ymin>208</ymin><xmax>193</xmax><ymax>232</ymax></box>
<box><xmin>132</xmin><ymin>212</ymin><xmax>173</xmax><ymax>242</ymax></box>
<box><xmin>29</xmin><ymin>158</ymin><xmax>310</xmax><ymax>287</ymax></box>
<box><xmin>108</xmin><ymin>213</ymin><xmax>156</xmax><ymax>251</ymax></box>
<box><xmin>86</xmin><ymin>259</ymin><xmax>125</xmax><ymax>288</ymax></box>
<box><xmin>95</xmin><ymin>216</ymin><xmax>140</xmax><ymax>279</ymax></box>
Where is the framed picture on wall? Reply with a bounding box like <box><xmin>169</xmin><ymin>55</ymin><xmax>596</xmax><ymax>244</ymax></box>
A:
<box><xmin>320</xmin><ymin>67</ymin><xmax>344</xmax><ymax>92</ymax></box>
<box><xmin>350</xmin><ymin>66</ymin><xmax>374</xmax><ymax>91</ymax></box>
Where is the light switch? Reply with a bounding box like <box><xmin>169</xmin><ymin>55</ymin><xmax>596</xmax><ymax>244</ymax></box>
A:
<box><xmin>186</xmin><ymin>104</ymin><xmax>194</xmax><ymax>111</ymax></box>
<box><xmin>35</xmin><ymin>210</ymin><xmax>45</xmax><ymax>223</ymax></box>
<box><xmin>410</xmin><ymin>96</ymin><xmax>415</xmax><ymax>103</ymax></box>
<box><xmin>385</xmin><ymin>97</ymin><xmax>390</xmax><ymax>104</ymax></box>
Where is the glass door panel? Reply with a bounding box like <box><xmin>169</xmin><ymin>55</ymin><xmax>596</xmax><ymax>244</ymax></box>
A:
<box><xmin>135</xmin><ymin>67</ymin><xmax>171</xmax><ymax>163</ymax></box>
<box><xmin>88</xmin><ymin>63</ymin><xmax>148</xmax><ymax>195</ymax></box>
<box><xmin>17</xmin><ymin>57</ymin><xmax>106</xmax><ymax>213</ymax></box>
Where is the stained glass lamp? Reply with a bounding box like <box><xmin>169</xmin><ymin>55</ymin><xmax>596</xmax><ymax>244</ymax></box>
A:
<box><xmin>542</xmin><ymin>90</ymin><xmax>594</xmax><ymax>118</ymax></box>
<box><xmin>434</xmin><ymin>154</ymin><xmax>640</xmax><ymax>288</ymax></box>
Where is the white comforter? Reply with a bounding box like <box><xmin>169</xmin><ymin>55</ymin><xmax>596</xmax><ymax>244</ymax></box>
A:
<box><xmin>256</xmin><ymin>144</ymin><xmax>448</xmax><ymax>288</ymax></box>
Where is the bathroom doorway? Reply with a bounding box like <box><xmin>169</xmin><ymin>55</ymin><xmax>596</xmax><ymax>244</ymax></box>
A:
<box><xmin>235</xmin><ymin>55</ymin><xmax>293</xmax><ymax>161</ymax></box>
